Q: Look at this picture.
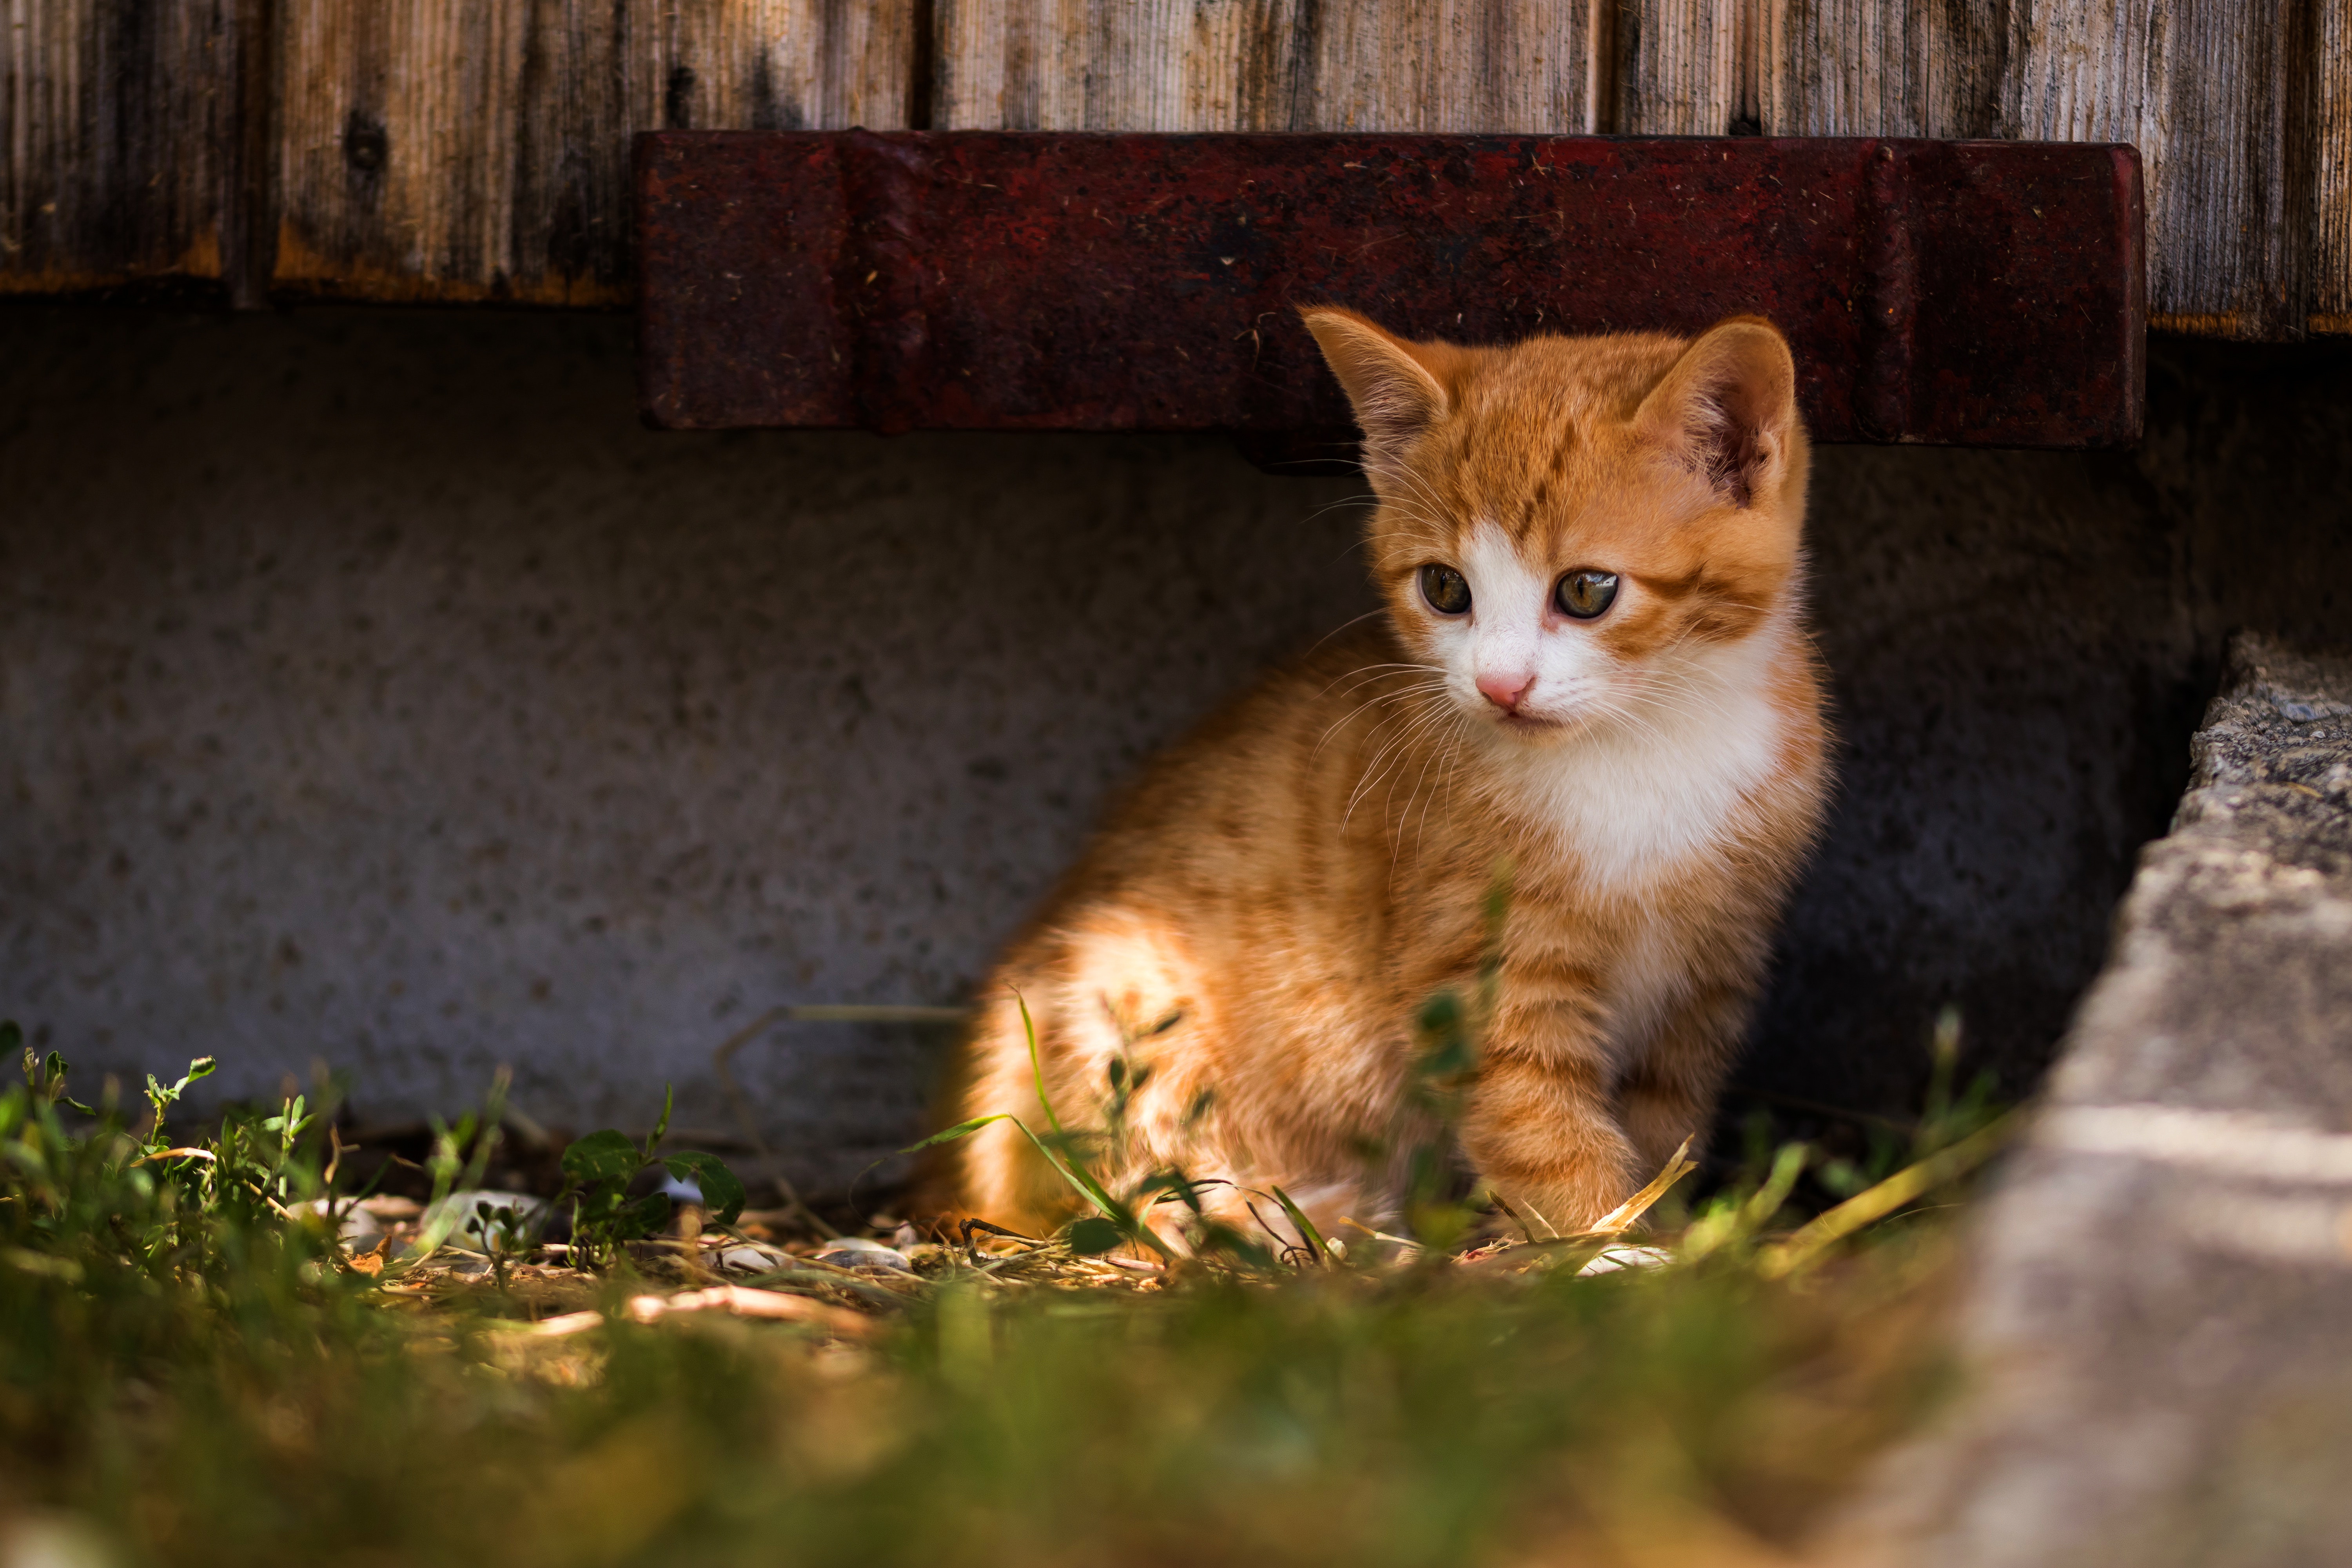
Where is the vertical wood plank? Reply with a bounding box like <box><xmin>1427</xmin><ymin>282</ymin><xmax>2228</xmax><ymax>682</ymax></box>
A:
<box><xmin>1311</xmin><ymin>0</ymin><xmax>1602</xmax><ymax>132</ymax></box>
<box><xmin>275</xmin><ymin>0</ymin><xmax>519</xmax><ymax>301</ymax></box>
<box><xmin>2310</xmin><ymin>0</ymin><xmax>2351</xmax><ymax>332</ymax></box>
<box><xmin>272</xmin><ymin>0</ymin><xmax>913</xmax><ymax>304</ymax></box>
<box><xmin>656</xmin><ymin>0</ymin><xmax>913</xmax><ymax>133</ymax></box>
<box><xmin>1764</xmin><ymin>0</ymin><xmax>2315</xmax><ymax>339</ymax></box>
<box><xmin>933</xmin><ymin>0</ymin><xmax>1603</xmax><ymax>135</ymax></box>
<box><xmin>1763</xmin><ymin>0</ymin><xmax>1940</xmax><ymax>136</ymax></box>
<box><xmin>1</xmin><ymin>0</ymin><xmax>248</xmax><ymax>296</ymax></box>
<box><xmin>1613</xmin><ymin>0</ymin><xmax>1740</xmax><ymax>135</ymax></box>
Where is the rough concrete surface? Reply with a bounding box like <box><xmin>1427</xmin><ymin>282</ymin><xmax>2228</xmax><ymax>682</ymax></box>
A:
<box><xmin>1</xmin><ymin>308</ymin><xmax>2348</xmax><ymax>1193</ymax></box>
<box><xmin>0</xmin><ymin>309</ymin><xmax>1376</xmax><ymax>1187</ymax></box>
<box><xmin>1840</xmin><ymin>634</ymin><xmax>2352</xmax><ymax>1567</ymax></box>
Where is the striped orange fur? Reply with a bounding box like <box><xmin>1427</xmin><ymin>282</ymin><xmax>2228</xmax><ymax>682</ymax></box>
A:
<box><xmin>933</xmin><ymin>309</ymin><xmax>1831</xmax><ymax>1247</ymax></box>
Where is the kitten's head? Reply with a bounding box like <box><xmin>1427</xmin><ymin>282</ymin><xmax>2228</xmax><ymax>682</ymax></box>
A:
<box><xmin>1302</xmin><ymin>307</ymin><xmax>1809</xmax><ymax>743</ymax></box>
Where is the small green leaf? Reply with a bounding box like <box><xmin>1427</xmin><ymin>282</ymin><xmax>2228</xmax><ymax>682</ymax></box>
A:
<box><xmin>662</xmin><ymin>1152</ymin><xmax>746</xmax><ymax>1226</ymax></box>
<box><xmin>619</xmin><ymin>1189</ymin><xmax>671</xmax><ymax>1239</ymax></box>
<box><xmin>561</xmin><ymin>1129</ymin><xmax>641</xmax><ymax>1186</ymax></box>
<box><xmin>573</xmin><ymin>1188</ymin><xmax>624</xmax><ymax>1227</ymax></box>
<box><xmin>1015</xmin><ymin>989</ymin><xmax>1064</xmax><ymax>1136</ymax></box>
<box><xmin>1417</xmin><ymin>990</ymin><xmax>1461</xmax><ymax>1037</ymax></box>
<box><xmin>1065</xmin><ymin>1216</ymin><xmax>1124</xmax><ymax>1255</ymax></box>
<box><xmin>1421</xmin><ymin>1036</ymin><xmax>1472</xmax><ymax>1079</ymax></box>
<box><xmin>1138</xmin><ymin>1169</ymin><xmax>1206</xmax><ymax>1215</ymax></box>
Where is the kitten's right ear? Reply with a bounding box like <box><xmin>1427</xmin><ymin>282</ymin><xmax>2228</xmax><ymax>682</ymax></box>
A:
<box><xmin>1300</xmin><ymin>307</ymin><xmax>1453</xmax><ymax>464</ymax></box>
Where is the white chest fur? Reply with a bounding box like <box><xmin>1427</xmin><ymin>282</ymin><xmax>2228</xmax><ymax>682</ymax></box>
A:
<box><xmin>1485</xmin><ymin>618</ymin><xmax>1793</xmax><ymax>896</ymax></box>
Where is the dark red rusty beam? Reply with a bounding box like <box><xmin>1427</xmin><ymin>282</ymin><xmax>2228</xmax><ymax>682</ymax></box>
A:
<box><xmin>636</xmin><ymin>132</ymin><xmax>2144</xmax><ymax>449</ymax></box>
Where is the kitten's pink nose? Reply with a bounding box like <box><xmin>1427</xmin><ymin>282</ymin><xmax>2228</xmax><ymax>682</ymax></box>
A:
<box><xmin>1476</xmin><ymin>671</ymin><xmax>1533</xmax><ymax>713</ymax></box>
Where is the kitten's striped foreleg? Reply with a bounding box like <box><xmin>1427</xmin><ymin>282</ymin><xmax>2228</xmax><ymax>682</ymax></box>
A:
<box><xmin>1459</xmin><ymin>998</ymin><xmax>1640</xmax><ymax>1236</ymax></box>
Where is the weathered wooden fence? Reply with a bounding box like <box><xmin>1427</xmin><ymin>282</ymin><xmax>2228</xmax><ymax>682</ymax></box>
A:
<box><xmin>4</xmin><ymin>1</ymin><xmax>2344</xmax><ymax>336</ymax></box>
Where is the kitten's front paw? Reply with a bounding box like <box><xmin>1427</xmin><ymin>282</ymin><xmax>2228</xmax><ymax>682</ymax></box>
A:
<box><xmin>1490</xmin><ymin>1163</ymin><xmax>1642</xmax><ymax>1240</ymax></box>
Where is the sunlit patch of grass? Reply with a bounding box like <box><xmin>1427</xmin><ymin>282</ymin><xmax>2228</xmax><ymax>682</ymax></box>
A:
<box><xmin>0</xmin><ymin>1013</ymin><xmax>2004</xmax><ymax>1568</ymax></box>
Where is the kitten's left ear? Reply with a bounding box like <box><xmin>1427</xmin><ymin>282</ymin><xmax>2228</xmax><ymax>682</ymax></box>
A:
<box><xmin>1635</xmin><ymin>318</ymin><xmax>1799</xmax><ymax>509</ymax></box>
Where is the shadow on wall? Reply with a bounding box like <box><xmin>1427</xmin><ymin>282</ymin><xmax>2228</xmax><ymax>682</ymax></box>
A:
<box><xmin>1754</xmin><ymin>338</ymin><xmax>2350</xmax><ymax>1120</ymax></box>
<box><xmin>0</xmin><ymin>308</ymin><xmax>2344</xmax><ymax>1195</ymax></box>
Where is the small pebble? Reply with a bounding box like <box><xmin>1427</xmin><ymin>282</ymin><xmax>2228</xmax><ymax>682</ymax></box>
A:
<box><xmin>1576</xmin><ymin>1245</ymin><xmax>1673</xmax><ymax>1277</ymax></box>
<box><xmin>814</xmin><ymin>1246</ymin><xmax>913</xmax><ymax>1273</ymax></box>
<box><xmin>817</xmin><ymin>1235</ymin><xmax>897</xmax><ymax>1254</ymax></box>
<box><xmin>717</xmin><ymin>1246</ymin><xmax>784</xmax><ymax>1273</ymax></box>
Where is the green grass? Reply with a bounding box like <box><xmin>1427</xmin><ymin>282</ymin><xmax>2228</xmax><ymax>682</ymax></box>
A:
<box><xmin>0</xmin><ymin>1017</ymin><xmax>1999</xmax><ymax>1568</ymax></box>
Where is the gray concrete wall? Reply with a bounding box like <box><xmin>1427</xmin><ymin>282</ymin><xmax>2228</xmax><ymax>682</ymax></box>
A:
<box><xmin>2</xmin><ymin>307</ymin><xmax>2345</xmax><ymax>1194</ymax></box>
<box><xmin>1768</xmin><ymin>339</ymin><xmax>2349</xmax><ymax>1123</ymax></box>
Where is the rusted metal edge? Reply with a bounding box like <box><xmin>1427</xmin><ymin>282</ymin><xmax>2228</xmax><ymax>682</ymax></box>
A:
<box><xmin>636</xmin><ymin>131</ymin><xmax>2145</xmax><ymax>449</ymax></box>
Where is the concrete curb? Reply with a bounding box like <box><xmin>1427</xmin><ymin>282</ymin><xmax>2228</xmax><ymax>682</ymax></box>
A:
<box><xmin>1833</xmin><ymin>633</ymin><xmax>2352</xmax><ymax>1567</ymax></box>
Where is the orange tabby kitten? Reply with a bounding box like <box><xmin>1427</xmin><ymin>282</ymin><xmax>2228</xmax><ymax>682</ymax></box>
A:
<box><xmin>938</xmin><ymin>309</ymin><xmax>1830</xmax><ymax>1246</ymax></box>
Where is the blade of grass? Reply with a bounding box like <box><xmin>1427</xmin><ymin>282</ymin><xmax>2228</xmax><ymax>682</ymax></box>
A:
<box><xmin>1739</xmin><ymin>1142</ymin><xmax>1809</xmax><ymax>1232</ymax></box>
<box><xmin>1759</xmin><ymin>1110</ymin><xmax>2018</xmax><ymax>1278</ymax></box>
<box><xmin>1268</xmin><ymin>1185</ymin><xmax>1328</xmax><ymax>1264</ymax></box>
<box><xmin>1577</xmin><ymin>1137</ymin><xmax>1699</xmax><ymax>1240</ymax></box>
<box><xmin>1014</xmin><ymin>989</ymin><xmax>1063</xmax><ymax>1137</ymax></box>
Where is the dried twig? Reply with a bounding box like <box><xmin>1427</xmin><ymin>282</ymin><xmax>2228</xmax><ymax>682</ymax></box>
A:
<box><xmin>519</xmin><ymin>1286</ymin><xmax>880</xmax><ymax>1341</ymax></box>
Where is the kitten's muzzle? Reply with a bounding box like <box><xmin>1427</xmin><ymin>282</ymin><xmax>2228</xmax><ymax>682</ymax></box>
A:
<box><xmin>1476</xmin><ymin>670</ymin><xmax>1534</xmax><ymax>713</ymax></box>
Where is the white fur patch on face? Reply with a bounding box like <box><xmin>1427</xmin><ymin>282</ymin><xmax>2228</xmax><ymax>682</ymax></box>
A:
<box><xmin>1412</xmin><ymin>519</ymin><xmax>1792</xmax><ymax>893</ymax></box>
<box><xmin>1428</xmin><ymin>521</ymin><xmax>1617</xmax><ymax>726</ymax></box>
<box><xmin>1482</xmin><ymin>602</ymin><xmax>1795</xmax><ymax>894</ymax></box>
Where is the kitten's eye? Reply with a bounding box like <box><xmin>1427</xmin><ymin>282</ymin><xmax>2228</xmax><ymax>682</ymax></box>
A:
<box><xmin>1419</xmin><ymin>564</ymin><xmax>1472</xmax><ymax>615</ymax></box>
<box><xmin>1555</xmin><ymin>570</ymin><xmax>1620</xmax><ymax>620</ymax></box>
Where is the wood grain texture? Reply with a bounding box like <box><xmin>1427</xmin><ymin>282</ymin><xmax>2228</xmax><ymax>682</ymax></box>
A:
<box><xmin>1762</xmin><ymin>0</ymin><xmax>2324</xmax><ymax>338</ymax></box>
<box><xmin>1613</xmin><ymin>0</ymin><xmax>1746</xmax><ymax>134</ymax></box>
<box><xmin>926</xmin><ymin>0</ymin><xmax>2335</xmax><ymax>336</ymax></box>
<box><xmin>0</xmin><ymin>0</ymin><xmax>258</xmax><ymax>297</ymax></box>
<box><xmin>273</xmin><ymin>0</ymin><xmax>913</xmax><ymax>304</ymax></box>
<box><xmin>2312</xmin><ymin>0</ymin><xmax>2352</xmax><ymax>330</ymax></box>
<box><xmin>5</xmin><ymin>0</ymin><xmax>2343</xmax><ymax>335</ymax></box>
<box><xmin>933</xmin><ymin>0</ymin><xmax>1606</xmax><ymax>134</ymax></box>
